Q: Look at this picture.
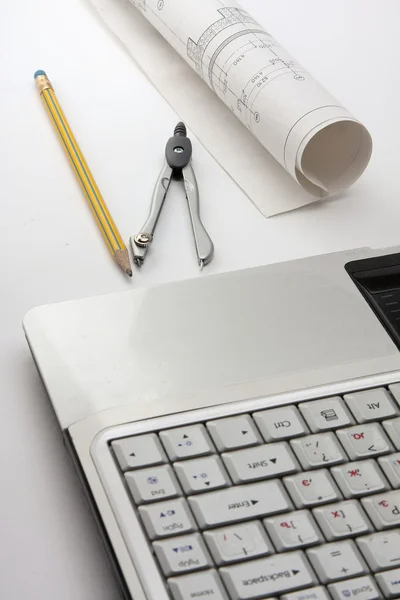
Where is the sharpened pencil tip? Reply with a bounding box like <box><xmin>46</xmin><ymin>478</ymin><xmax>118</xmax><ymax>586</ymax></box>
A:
<box><xmin>127</xmin><ymin>269</ymin><xmax>133</xmax><ymax>277</ymax></box>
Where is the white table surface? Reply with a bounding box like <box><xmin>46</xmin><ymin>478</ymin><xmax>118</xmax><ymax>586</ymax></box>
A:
<box><xmin>1</xmin><ymin>0</ymin><xmax>400</xmax><ymax>598</ymax></box>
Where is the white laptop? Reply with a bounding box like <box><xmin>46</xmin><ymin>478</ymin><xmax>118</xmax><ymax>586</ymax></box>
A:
<box><xmin>23</xmin><ymin>246</ymin><xmax>400</xmax><ymax>600</ymax></box>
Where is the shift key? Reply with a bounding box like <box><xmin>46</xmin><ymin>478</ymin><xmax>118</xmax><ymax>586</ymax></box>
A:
<box><xmin>188</xmin><ymin>480</ymin><xmax>293</xmax><ymax>528</ymax></box>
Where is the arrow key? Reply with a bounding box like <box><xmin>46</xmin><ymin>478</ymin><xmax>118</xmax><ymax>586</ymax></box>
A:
<box><xmin>206</xmin><ymin>415</ymin><xmax>262</xmax><ymax>451</ymax></box>
<box><xmin>174</xmin><ymin>456</ymin><xmax>230</xmax><ymax>494</ymax></box>
<box><xmin>160</xmin><ymin>425</ymin><xmax>215</xmax><ymax>461</ymax></box>
<box><xmin>112</xmin><ymin>434</ymin><xmax>167</xmax><ymax>471</ymax></box>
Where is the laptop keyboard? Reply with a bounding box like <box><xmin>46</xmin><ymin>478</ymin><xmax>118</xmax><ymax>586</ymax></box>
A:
<box><xmin>109</xmin><ymin>385</ymin><xmax>400</xmax><ymax>600</ymax></box>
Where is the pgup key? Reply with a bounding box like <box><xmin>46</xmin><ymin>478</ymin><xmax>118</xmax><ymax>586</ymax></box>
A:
<box><xmin>131</xmin><ymin>122</ymin><xmax>214</xmax><ymax>269</ymax></box>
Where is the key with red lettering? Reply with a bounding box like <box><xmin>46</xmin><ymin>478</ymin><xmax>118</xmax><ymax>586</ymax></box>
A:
<box><xmin>336</xmin><ymin>423</ymin><xmax>393</xmax><ymax>460</ymax></box>
<box><xmin>312</xmin><ymin>500</ymin><xmax>373</xmax><ymax>540</ymax></box>
<box><xmin>290</xmin><ymin>432</ymin><xmax>347</xmax><ymax>470</ymax></box>
<box><xmin>331</xmin><ymin>459</ymin><xmax>389</xmax><ymax>498</ymax></box>
<box><xmin>361</xmin><ymin>490</ymin><xmax>400</xmax><ymax>529</ymax></box>
<box><xmin>379</xmin><ymin>452</ymin><xmax>400</xmax><ymax>488</ymax></box>
<box><xmin>284</xmin><ymin>469</ymin><xmax>342</xmax><ymax>508</ymax></box>
<box><xmin>264</xmin><ymin>510</ymin><xmax>324</xmax><ymax>551</ymax></box>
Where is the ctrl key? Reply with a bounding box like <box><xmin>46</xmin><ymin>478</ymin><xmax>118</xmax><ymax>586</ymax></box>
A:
<box><xmin>169</xmin><ymin>570</ymin><xmax>229</xmax><ymax>600</ymax></box>
<box><xmin>219</xmin><ymin>550</ymin><xmax>317</xmax><ymax>599</ymax></box>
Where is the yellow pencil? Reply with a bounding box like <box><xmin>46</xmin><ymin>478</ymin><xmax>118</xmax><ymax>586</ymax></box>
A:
<box><xmin>34</xmin><ymin>70</ymin><xmax>132</xmax><ymax>277</ymax></box>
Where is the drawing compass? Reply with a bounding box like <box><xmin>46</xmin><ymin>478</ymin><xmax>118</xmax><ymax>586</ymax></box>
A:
<box><xmin>130</xmin><ymin>122</ymin><xmax>214</xmax><ymax>269</ymax></box>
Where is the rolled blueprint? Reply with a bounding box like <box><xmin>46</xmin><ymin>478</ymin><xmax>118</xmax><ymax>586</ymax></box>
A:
<box><xmin>91</xmin><ymin>0</ymin><xmax>372</xmax><ymax>216</ymax></box>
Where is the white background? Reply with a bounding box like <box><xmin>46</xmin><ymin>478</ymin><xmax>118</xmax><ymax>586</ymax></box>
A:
<box><xmin>0</xmin><ymin>0</ymin><xmax>400</xmax><ymax>598</ymax></box>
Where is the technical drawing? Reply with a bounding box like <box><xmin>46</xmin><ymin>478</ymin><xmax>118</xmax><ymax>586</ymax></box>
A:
<box><xmin>187</xmin><ymin>8</ymin><xmax>259</xmax><ymax>77</ymax></box>
<box><xmin>186</xmin><ymin>5</ymin><xmax>306</xmax><ymax>132</ymax></box>
<box><xmin>116</xmin><ymin>0</ymin><xmax>371</xmax><ymax>211</ymax></box>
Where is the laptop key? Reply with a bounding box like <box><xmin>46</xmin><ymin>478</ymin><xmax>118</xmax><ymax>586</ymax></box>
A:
<box><xmin>284</xmin><ymin>469</ymin><xmax>342</xmax><ymax>508</ymax></box>
<box><xmin>112</xmin><ymin>433</ymin><xmax>167</xmax><ymax>471</ymax></box>
<box><xmin>139</xmin><ymin>498</ymin><xmax>197</xmax><ymax>539</ymax></box>
<box><xmin>312</xmin><ymin>500</ymin><xmax>373</xmax><ymax>540</ymax></box>
<box><xmin>361</xmin><ymin>490</ymin><xmax>400</xmax><ymax>529</ymax></box>
<box><xmin>378</xmin><ymin>453</ymin><xmax>400</xmax><ymax>488</ymax></box>
<box><xmin>382</xmin><ymin>418</ymin><xmax>400</xmax><ymax>450</ymax></box>
<box><xmin>253</xmin><ymin>406</ymin><xmax>309</xmax><ymax>442</ymax></box>
<box><xmin>160</xmin><ymin>425</ymin><xmax>215</xmax><ymax>461</ymax></box>
<box><xmin>328</xmin><ymin>576</ymin><xmax>381</xmax><ymax>600</ymax></box>
<box><xmin>174</xmin><ymin>455</ymin><xmax>230</xmax><ymax>494</ymax></box>
<box><xmin>281</xmin><ymin>588</ymin><xmax>330</xmax><ymax>600</ymax></box>
<box><xmin>125</xmin><ymin>465</ymin><xmax>182</xmax><ymax>504</ymax></box>
<box><xmin>375</xmin><ymin>568</ymin><xmax>400</xmax><ymax>598</ymax></box>
<box><xmin>264</xmin><ymin>510</ymin><xmax>324</xmax><ymax>551</ymax></box>
<box><xmin>344</xmin><ymin>388</ymin><xmax>398</xmax><ymax>423</ymax></box>
<box><xmin>219</xmin><ymin>550</ymin><xmax>317</xmax><ymax>599</ymax></box>
<box><xmin>204</xmin><ymin>521</ymin><xmax>273</xmax><ymax>564</ymax></box>
<box><xmin>222</xmin><ymin>442</ymin><xmax>299</xmax><ymax>483</ymax></box>
<box><xmin>153</xmin><ymin>533</ymin><xmax>212</xmax><ymax>576</ymax></box>
<box><xmin>168</xmin><ymin>570</ymin><xmax>230</xmax><ymax>600</ymax></box>
<box><xmin>188</xmin><ymin>480</ymin><xmax>293</xmax><ymax>528</ymax></box>
<box><xmin>306</xmin><ymin>540</ymin><xmax>368</xmax><ymax>583</ymax></box>
<box><xmin>206</xmin><ymin>415</ymin><xmax>262</xmax><ymax>451</ymax></box>
<box><xmin>357</xmin><ymin>530</ymin><xmax>400</xmax><ymax>571</ymax></box>
<box><xmin>299</xmin><ymin>397</ymin><xmax>354</xmax><ymax>432</ymax></box>
<box><xmin>291</xmin><ymin>433</ymin><xmax>347</xmax><ymax>470</ymax></box>
<box><xmin>336</xmin><ymin>424</ymin><xmax>393</xmax><ymax>460</ymax></box>
<box><xmin>331</xmin><ymin>460</ymin><xmax>389</xmax><ymax>498</ymax></box>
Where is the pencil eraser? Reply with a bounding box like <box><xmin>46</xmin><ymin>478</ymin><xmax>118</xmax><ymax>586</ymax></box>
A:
<box><xmin>34</xmin><ymin>70</ymin><xmax>47</xmax><ymax>79</ymax></box>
